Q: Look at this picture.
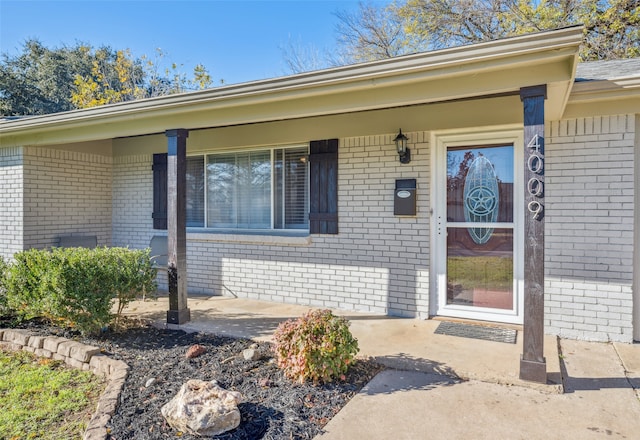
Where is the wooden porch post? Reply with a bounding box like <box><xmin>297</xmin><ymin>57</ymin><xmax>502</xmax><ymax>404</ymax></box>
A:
<box><xmin>519</xmin><ymin>85</ymin><xmax>547</xmax><ymax>383</ymax></box>
<box><xmin>165</xmin><ymin>129</ymin><xmax>190</xmax><ymax>325</ymax></box>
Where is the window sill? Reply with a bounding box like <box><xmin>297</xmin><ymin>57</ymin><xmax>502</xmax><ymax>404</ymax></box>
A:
<box><xmin>186</xmin><ymin>230</ymin><xmax>312</xmax><ymax>246</ymax></box>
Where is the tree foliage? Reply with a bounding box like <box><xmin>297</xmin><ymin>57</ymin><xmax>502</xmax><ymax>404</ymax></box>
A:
<box><xmin>291</xmin><ymin>0</ymin><xmax>639</xmax><ymax>70</ymax></box>
<box><xmin>1</xmin><ymin>39</ymin><xmax>214</xmax><ymax>116</ymax></box>
<box><xmin>0</xmin><ymin>40</ymin><xmax>93</xmax><ymax>115</ymax></box>
<box><xmin>70</xmin><ymin>48</ymin><xmax>146</xmax><ymax>108</ymax></box>
<box><xmin>398</xmin><ymin>0</ymin><xmax>639</xmax><ymax>61</ymax></box>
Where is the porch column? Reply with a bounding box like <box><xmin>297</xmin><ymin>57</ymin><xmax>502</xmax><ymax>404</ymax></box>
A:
<box><xmin>165</xmin><ymin>129</ymin><xmax>190</xmax><ymax>325</ymax></box>
<box><xmin>519</xmin><ymin>85</ymin><xmax>547</xmax><ymax>383</ymax></box>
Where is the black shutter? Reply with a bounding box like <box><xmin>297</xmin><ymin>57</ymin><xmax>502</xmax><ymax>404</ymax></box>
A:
<box><xmin>309</xmin><ymin>139</ymin><xmax>338</xmax><ymax>234</ymax></box>
<box><xmin>152</xmin><ymin>153</ymin><xmax>168</xmax><ymax>230</ymax></box>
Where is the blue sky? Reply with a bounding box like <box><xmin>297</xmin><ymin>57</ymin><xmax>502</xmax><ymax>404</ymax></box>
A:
<box><xmin>0</xmin><ymin>0</ymin><xmax>369</xmax><ymax>85</ymax></box>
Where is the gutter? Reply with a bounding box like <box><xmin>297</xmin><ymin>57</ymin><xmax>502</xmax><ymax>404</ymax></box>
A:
<box><xmin>0</xmin><ymin>26</ymin><xmax>583</xmax><ymax>142</ymax></box>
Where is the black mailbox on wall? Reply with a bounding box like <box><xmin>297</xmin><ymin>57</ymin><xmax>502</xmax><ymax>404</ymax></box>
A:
<box><xmin>394</xmin><ymin>179</ymin><xmax>416</xmax><ymax>216</ymax></box>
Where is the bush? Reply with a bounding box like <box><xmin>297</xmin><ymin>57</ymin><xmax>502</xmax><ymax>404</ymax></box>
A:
<box><xmin>0</xmin><ymin>256</ymin><xmax>8</xmax><ymax>314</ymax></box>
<box><xmin>104</xmin><ymin>247</ymin><xmax>157</xmax><ymax>317</ymax></box>
<box><xmin>4</xmin><ymin>249</ymin><xmax>57</xmax><ymax>321</ymax></box>
<box><xmin>272</xmin><ymin>309</ymin><xmax>359</xmax><ymax>384</ymax></box>
<box><xmin>5</xmin><ymin>247</ymin><xmax>156</xmax><ymax>334</ymax></box>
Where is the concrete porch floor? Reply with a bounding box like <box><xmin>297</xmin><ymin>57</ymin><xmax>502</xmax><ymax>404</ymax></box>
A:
<box><xmin>121</xmin><ymin>294</ymin><xmax>640</xmax><ymax>439</ymax></box>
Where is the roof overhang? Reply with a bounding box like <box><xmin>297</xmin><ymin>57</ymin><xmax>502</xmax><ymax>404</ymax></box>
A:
<box><xmin>563</xmin><ymin>74</ymin><xmax>640</xmax><ymax>119</ymax></box>
<box><xmin>0</xmin><ymin>26</ymin><xmax>583</xmax><ymax>147</ymax></box>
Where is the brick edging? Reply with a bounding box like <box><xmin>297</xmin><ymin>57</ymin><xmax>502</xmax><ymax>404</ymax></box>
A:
<box><xmin>0</xmin><ymin>328</ymin><xmax>128</xmax><ymax>440</ymax></box>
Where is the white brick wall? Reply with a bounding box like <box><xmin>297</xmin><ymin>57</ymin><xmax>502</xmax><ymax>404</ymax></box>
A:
<box><xmin>546</xmin><ymin>114</ymin><xmax>635</xmax><ymax>342</ymax></box>
<box><xmin>112</xmin><ymin>155</ymin><xmax>154</xmax><ymax>249</ymax></box>
<box><xmin>0</xmin><ymin>147</ymin><xmax>24</xmax><ymax>259</ymax></box>
<box><xmin>112</xmin><ymin>133</ymin><xmax>431</xmax><ymax>317</ymax></box>
<box><xmin>109</xmin><ymin>118</ymin><xmax>638</xmax><ymax>340</ymax></box>
<box><xmin>22</xmin><ymin>147</ymin><xmax>113</xmax><ymax>249</ymax></box>
<box><xmin>112</xmin><ymin>154</ymin><xmax>168</xmax><ymax>289</ymax></box>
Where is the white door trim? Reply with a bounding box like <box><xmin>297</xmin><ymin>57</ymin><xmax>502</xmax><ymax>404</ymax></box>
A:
<box><xmin>430</xmin><ymin>125</ymin><xmax>524</xmax><ymax>324</ymax></box>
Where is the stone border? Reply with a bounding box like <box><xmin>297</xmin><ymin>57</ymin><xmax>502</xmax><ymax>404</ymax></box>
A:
<box><xmin>0</xmin><ymin>328</ymin><xmax>128</xmax><ymax>440</ymax></box>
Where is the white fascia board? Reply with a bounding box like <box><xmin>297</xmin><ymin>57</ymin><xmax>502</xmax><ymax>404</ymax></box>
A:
<box><xmin>563</xmin><ymin>75</ymin><xmax>640</xmax><ymax>118</ymax></box>
<box><xmin>0</xmin><ymin>26</ymin><xmax>583</xmax><ymax>145</ymax></box>
<box><xmin>569</xmin><ymin>76</ymin><xmax>640</xmax><ymax>102</ymax></box>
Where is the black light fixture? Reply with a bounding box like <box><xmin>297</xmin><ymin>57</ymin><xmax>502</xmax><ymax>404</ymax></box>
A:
<box><xmin>394</xmin><ymin>129</ymin><xmax>410</xmax><ymax>164</ymax></box>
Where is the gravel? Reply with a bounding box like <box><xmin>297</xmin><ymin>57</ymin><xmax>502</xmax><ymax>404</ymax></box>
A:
<box><xmin>7</xmin><ymin>319</ymin><xmax>383</xmax><ymax>439</ymax></box>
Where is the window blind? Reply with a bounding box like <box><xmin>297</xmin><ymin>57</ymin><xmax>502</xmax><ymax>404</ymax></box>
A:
<box><xmin>186</xmin><ymin>156</ymin><xmax>205</xmax><ymax>227</ymax></box>
<box><xmin>184</xmin><ymin>146</ymin><xmax>309</xmax><ymax>231</ymax></box>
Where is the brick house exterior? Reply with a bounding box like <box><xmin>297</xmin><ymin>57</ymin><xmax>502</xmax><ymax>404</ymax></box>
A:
<box><xmin>1</xmin><ymin>28</ymin><xmax>639</xmax><ymax>344</ymax></box>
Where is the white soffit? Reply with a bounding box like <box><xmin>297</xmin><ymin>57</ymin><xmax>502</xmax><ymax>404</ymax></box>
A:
<box><xmin>0</xmin><ymin>27</ymin><xmax>583</xmax><ymax>146</ymax></box>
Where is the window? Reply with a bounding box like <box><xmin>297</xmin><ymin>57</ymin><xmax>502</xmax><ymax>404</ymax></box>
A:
<box><xmin>153</xmin><ymin>139</ymin><xmax>338</xmax><ymax>235</ymax></box>
<box><xmin>186</xmin><ymin>155</ymin><xmax>205</xmax><ymax>227</ymax></box>
<box><xmin>185</xmin><ymin>146</ymin><xmax>309</xmax><ymax>230</ymax></box>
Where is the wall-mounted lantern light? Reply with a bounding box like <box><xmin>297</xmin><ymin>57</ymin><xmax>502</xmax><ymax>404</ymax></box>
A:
<box><xmin>394</xmin><ymin>129</ymin><xmax>410</xmax><ymax>164</ymax></box>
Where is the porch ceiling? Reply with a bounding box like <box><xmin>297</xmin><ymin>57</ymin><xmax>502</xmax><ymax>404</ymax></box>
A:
<box><xmin>0</xmin><ymin>27</ymin><xmax>583</xmax><ymax>148</ymax></box>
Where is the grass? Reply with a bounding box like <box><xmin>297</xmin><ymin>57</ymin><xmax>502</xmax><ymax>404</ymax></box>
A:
<box><xmin>448</xmin><ymin>255</ymin><xmax>513</xmax><ymax>291</ymax></box>
<box><xmin>0</xmin><ymin>349</ymin><xmax>106</xmax><ymax>440</ymax></box>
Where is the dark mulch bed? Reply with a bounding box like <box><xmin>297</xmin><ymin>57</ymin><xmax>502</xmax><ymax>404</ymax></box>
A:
<box><xmin>4</xmin><ymin>318</ymin><xmax>383</xmax><ymax>440</ymax></box>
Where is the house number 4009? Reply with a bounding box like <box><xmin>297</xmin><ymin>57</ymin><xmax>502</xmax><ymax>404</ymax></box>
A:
<box><xmin>527</xmin><ymin>134</ymin><xmax>544</xmax><ymax>220</ymax></box>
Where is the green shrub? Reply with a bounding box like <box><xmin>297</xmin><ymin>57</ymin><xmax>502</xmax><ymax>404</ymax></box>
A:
<box><xmin>272</xmin><ymin>309</ymin><xmax>359</xmax><ymax>384</ymax></box>
<box><xmin>101</xmin><ymin>247</ymin><xmax>157</xmax><ymax>317</ymax></box>
<box><xmin>0</xmin><ymin>256</ymin><xmax>8</xmax><ymax>314</ymax></box>
<box><xmin>4</xmin><ymin>249</ymin><xmax>59</xmax><ymax>321</ymax></box>
<box><xmin>5</xmin><ymin>247</ymin><xmax>156</xmax><ymax>334</ymax></box>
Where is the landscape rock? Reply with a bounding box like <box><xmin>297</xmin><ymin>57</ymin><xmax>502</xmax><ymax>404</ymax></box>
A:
<box><xmin>243</xmin><ymin>348</ymin><xmax>259</xmax><ymax>361</ymax></box>
<box><xmin>161</xmin><ymin>379</ymin><xmax>242</xmax><ymax>436</ymax></box>
<box><xmin>145</xmin><ymin>377</ymin><xmax>156</xmax><ymax>388</ymax></box>
<box><xmin>185</xmin><ymin>344</ymin><xmax>207</xmax><ymax>359</ymax></box>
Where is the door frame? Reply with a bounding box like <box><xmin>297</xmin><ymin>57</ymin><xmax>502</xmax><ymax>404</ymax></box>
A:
<box><xmin>430</xmin><ymin>125</ymin><xmax>525</xmax><ymax>324</ymax></box>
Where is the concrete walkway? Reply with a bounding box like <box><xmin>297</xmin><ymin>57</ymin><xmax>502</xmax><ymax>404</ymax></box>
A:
<box><xmin>122</xmin><ymin>294</ymin><xmax>640</xmax><ymax>439</ymax></box>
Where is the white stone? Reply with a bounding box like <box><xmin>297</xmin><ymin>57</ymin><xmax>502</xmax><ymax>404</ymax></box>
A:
<box><xmin>161</xmin><ymin>379</ymin><xmax>242</xmax><ymax>436</ymax></box>
<box><xmin>243</xmin><ymin>348</ymin><xmax>258</xmax><ymax>361</ymax></box>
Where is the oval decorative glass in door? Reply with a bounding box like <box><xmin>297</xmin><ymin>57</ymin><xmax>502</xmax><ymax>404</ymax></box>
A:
<box><xmin>463</xmin><ymin>156</ymin><xmax>499</xmax><ymax>244</ymax></box>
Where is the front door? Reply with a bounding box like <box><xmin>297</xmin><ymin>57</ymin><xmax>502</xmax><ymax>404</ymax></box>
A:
<box><xmin>433</xmin><ymin>129</ymin><xmax>523</xmax><ymax>324</ymax></box>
